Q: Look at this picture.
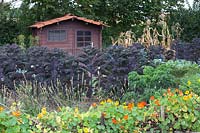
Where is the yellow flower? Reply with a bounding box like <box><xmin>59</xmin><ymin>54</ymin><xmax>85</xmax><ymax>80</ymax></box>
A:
<box><xmin>183</xmin><ymin>96</ymin><xmax>189</xmax><ymax>101</ymax></box>
<box><xmin>0</xmin><ymin>106</ymin><xmax>4</xmax><ymax>112</ymax></box>
<box><xmin>12</xmin><ymin>102</ymin><xmax>17</xmax><ymax>106</ymax></box>
<box><xmin>41</xmin><ymin>107</ymin><xmax>47</xmax><ymax>115</ymax></box>
<box><xmin>188</xmin><ymin>93</ymin><xmax>192</xmax><ymax>99</ymax></box>
<box><xmin>37</xmin><ymin>113</ymin><xmax>43</xmax><ymax>119</ymax></box>
<box><xmin>83</xmin><ymin>127</ymin><xmax>89</xmax><ymax>133</ymax></box>
<box><xmin>100</xmin><ymin>100</ymin><xmax>106</xmax><ymax>105</ymax></box>
<box><xmin>187</xmin><ymin>80</ymin><xmax>191</xmax><ymax>86</ymax></box>
<box><xmin>185</xmin><ymin>90</ymin><xmax>190</xmax><ymax>95</ymax></box>
<box><xmin>123</xmin><ymin>102</ymin><xmax>126</xmax><ymax>105</ymax></box>
<box><xmin>75</xmin><ymin>107</ymin><xmax>79</xmax><ymax>113</ymax></box>
<box><xmin>123</xmin><ymin>105</ymin><xmax>128</xmax><ymax>110</ymax></box>
<box><xmin>107</xmin><ymin>98</ymin><xmax>112</xmax><ymax>103</ymax></box>
<box><xmin>115</xmin><ymin>101</ymin><xmax>119</xmax><ymax>106</ymax></box>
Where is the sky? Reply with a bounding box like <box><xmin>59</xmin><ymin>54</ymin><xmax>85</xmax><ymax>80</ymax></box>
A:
<box><xmin>5</xmin><ymin>0</ymin><xmax>195</xmax><ymax>8</ymax></box>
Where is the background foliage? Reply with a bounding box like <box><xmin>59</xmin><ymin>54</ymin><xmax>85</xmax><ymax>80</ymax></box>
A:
<box><xmin>2</xmin><ymin>0</ymin><xmax>198</xmax><ymax>46</ymax></box>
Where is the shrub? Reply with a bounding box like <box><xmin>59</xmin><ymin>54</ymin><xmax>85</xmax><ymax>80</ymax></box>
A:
<box><xmin>127</xmin><ymin>60</ymin><xmax>200</xmax><ymax>102</ymax></box>
<box><xmin>0</xmin><ymin>42</ymin><xmax>199</xmax><ymax>101</ymax></box>
<box><xmin>0</xmin><ymin>44</ymin><xmax>26</xmax><ymax>89</ymax></box>
<box><xmin>88</xmin><ymin>44</ymin><xmax>148</xmax><ymax>99</ymax></box>
<box><xmin>0</xmin><ymin>44</ymin><xmax>149</xmax><ymax>102</ymax></box>
<box><xmin>171</xmin><ymin>38</ymin><xmax>200</xmax><ymax>63</ymax></box>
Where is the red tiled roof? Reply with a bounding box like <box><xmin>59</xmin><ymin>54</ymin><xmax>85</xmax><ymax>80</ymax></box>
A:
<box><xmin>30</xmin><ymin>14</ymin><xmax>106</xmax><ymax>28</ymax></box>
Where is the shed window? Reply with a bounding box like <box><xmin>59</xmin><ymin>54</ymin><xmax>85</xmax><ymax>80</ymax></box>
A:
<box><xmin>48</xmin><ymin>30</ymin><xmax>66</xmax><ymax>41</ymax></box>
<box><xmin>77</xmin><ymin>31</ymin><xmax>91</xmax><ymax>47</ymax></box>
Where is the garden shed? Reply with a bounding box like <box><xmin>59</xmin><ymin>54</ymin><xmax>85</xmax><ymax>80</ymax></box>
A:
<box><xmin>30</xmin><ymin>14</ymin><xmax>105</xmax><ymax>55</ymax></box>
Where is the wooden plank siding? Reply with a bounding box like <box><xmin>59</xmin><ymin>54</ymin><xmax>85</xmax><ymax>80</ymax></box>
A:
<box><xmin>34</xmin><ymin>20</ymin><xmax>102</xmax><ymax>55</ymax></box>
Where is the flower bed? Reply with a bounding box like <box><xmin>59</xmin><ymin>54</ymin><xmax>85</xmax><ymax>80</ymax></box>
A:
<box><xmin>0</xmin><ymin>89</ymin><xmax>200</xmax><ymax>133</ymax></box>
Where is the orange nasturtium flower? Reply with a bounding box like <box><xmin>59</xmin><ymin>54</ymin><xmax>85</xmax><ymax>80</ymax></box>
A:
<box><xmin>128</xmin><ymin>103</ymin><xmax>134</xmax><ymax>111</ymax></box>
<box><xmin>150</xmin><ymin>96</ymin><xmax>155</xmax><ymax>101</ymax></box>
<box><xmin>167</xmin><ymin>88</ymin><xmax>171</xmax><ymax>93</ymax></box>
<box><xmin>175</xmin><ymin>88</ymin><xmax>179</xmax><ymax>92</ymax></box>
<box><xmin>179</xmin><ymin>90</ymin><xmax>183</xmax><ymax>96</ymax></box>
<box><xmin>101</xmin><ymin>112</ymin><xmax>106</xmax><ymax>117</ymax></box>
<box><xmin>151</xmin><ymin>112</ymin><xmax>159</xmax><ymax>118</ymax></box>
<box><xmin>123</xmin><ymin>115</ymin><xmax>128</xmax><ymax>120</ymax></box>
<box><xmin>91</xmin><ymin>103</ymin><xmax>97</xmax><ymax>107</ymax></box>
<box><xmin>12</xmin><ymin>111</ymin><xmax>21</xmax><ymax>117</ymax></box>
<box><xmin>120</xmin><ymin>126</ymin><xmax>124</xmax><ymax>129</ymax></box>
<box><xmin>0</xmin><ymin>106</ymin><xmax>4</xmax><ymax>112</ymax></box>
<box><xmin>137</xmin><ymin>101</ymin><xmax>147</xmax><ymax>109</ymax></box>
<box><xmin>112</xmin><ymin>118</ymin><xmax>118</xmax><ymax>124</ymax></box>
<box><xmin>154</xmin><ymin>99</ymin><xmax>161</xmax><ymax>106</ymax></box>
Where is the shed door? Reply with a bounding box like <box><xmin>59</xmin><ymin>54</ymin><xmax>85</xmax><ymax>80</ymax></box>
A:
<box><xmin>75</xmin><ymin>30</ymin><xmax>92</xmax><ymax>55</ymax></box>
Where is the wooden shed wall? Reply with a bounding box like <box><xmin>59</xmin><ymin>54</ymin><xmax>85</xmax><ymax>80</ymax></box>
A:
<box><xmin>35</xmin><ymin>20</ymin><xmax>102</xmax><ymax>55</ymax></box>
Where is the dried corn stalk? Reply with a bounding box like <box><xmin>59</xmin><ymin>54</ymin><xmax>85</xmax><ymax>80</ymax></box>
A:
<box><xmin>157</xmin><ymin>13</ymin><xmax>172</xmax><ymax>49</ymax></box>
<box><xmin>111</xmin><ymin>30</ymin><xmax>136</xmax><ymax>47</ymax></box>
<box><xmin>111</xmin><ymin>13</ymin><xmax>181</xmax><ymax>49</ymax></box>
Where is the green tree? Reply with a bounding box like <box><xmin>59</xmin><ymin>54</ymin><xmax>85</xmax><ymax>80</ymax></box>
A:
<box><xmin>15</xmin><ymin>0</ymin><xmax>186</xmax><ymax>46</ymax></box>
<box><xmin>0</xmin><ymin>2</ymin><xmax>19</xmax><ymax>45</ymax></box>
<box><xmin>90</xmin><ymin>0</ymin><xmax>185</xmax><ymax>45</ymax></box>
<box><xmin>170</xmin><ymin>1</ymin><xmax>200</xmax><ymax>41</ymax></box>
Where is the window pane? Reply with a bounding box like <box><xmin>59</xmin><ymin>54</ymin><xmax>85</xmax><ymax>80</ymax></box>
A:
<box><xmin>60</xmin><ymin>30</ymin><xmax>66</xmax><ymax>40</ymax></box>
<box><xmin>77</xmin><ymin>42</ymin><xmax>84</xmax><ymax>47</ymax></box>
<box><xmin>48</xmin><ymin>31</ymin><xmax>54</xmax><ymax>41</ymax></box>
<box><xmin>60</xmin><ymin>30</ymin><xmax>65</xmax><ymax>34</ymax></box>
<box><xmin>54</xmin><ymin>32</ymin><xmax>60</xmax><ymax>40</ymax></box>
<box><xmin>85</xmin><ymin>31</ymin><xmax>91</xmax><ymax>35</ymax></box>
<box><xmin>85</xmin><ymin>37</ymin><xmax>91</xmax><ymax>41</ymax></box>
<box><xmin>48</xmin><ymin>30</ymin><xmax>66</xmax><ymax>41</ymax></box>
<box><xmin>77</xmin><ymin>31</ymin><xmax>83</xmax><ymax>35</ymax></box>
<box><xmin>77</xmin><ymin>37</ymin><xmax>84</xmax><ymax>41</ymax></box>
<box><xmin>48</xmin><ymin>31</ymin><xmax>53</xmax><ymax>41</ymax></box>
<box><xmin>77</xmin><ymin>31</ymin><xmax>91</xmax><ymax>47</ymax></box>
<box><xmin>54</xmin><ymin>30</ymin><xmax>60</xmax><ymax>34</ymax></box>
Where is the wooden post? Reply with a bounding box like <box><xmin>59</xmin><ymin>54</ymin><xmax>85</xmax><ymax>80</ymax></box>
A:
<box><xmin>161</xmin><ymin>106</ymin><xmax>165</xmax><ymax>133</ymax></box>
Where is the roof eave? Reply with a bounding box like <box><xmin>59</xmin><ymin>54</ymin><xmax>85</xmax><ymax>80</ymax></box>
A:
<box><xmin>29</xmin><ymin>15</ymin><xmax>108</xmax><ymax>29</ymax></box>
